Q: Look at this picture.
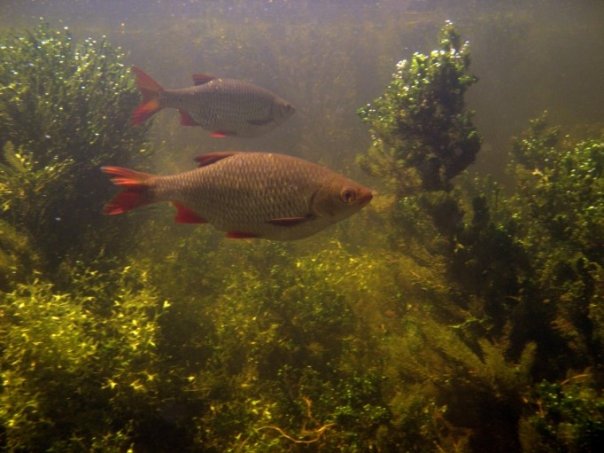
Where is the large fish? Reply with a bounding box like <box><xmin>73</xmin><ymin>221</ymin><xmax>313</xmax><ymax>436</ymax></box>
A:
<box><xmin>131</xmin><ymin>67</ymin><xmax>295</xmax><ymax>138</ymax></box>
<box><xmin>102</xmin><ymin>152</ymin><xmax>372</xmax><ymax>240</ymax></box>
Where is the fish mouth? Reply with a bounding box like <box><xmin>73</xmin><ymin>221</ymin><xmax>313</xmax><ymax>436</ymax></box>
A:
<box><xmin>358</xmin><ymin>189</ymin><xmax>374</xmax><ymax>206</ymax></box>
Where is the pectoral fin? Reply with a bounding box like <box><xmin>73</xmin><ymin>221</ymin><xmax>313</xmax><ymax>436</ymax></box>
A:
<box><xmin>268</xmin><ymin>216</ymin><xmax>312</xmax><ymax>227</ymax></box>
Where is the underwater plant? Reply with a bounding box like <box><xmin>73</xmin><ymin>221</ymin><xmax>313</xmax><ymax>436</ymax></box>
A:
<box><xmin>506</xmin><ymin>114</ymin><xmax>603</xmax><ymax>376</ymax></box>
<box><xmin>0</xmin><ymin>264</ymin><xmax>167</xmax><ymax>452</ymax></box>
<box><xmin>357</xmin><ymin>20</ymin><xmax>484</xmax><ymax>271</ymax></box>
<box><xmin>0</xmin><ymin>22</ymin><xmax>151</xmax><ymax>272</ymax></box>
<box><xmin>357</xmin><ymin>20</ymin><xmax>603</xmax><ymax>452</ymax></box>
<box><xmin>358</xmin><ymin>20</ymin><xmax>480</xmax><ymax>194</ymax></box>
<box><xmin>0</xmin><ymin>217</ymin><xmax>38</xmax><ymax>291</ymax></box>
<box><xmin>166</xmin><ymin>243</ymin><xmax>397</xmax><ymax>451</ymax></box>
<box><xmin>520</xmin><ymin>378</ymin><xmax>604</xmax><ymax>452</ymax></box>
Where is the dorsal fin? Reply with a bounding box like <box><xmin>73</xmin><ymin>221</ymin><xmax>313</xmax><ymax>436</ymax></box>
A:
<box><xmin>192</xmin><ymin>73</ymin><xmax>217</xmax><ymax>85</ymax></box>
<box><xmin>194</xmin><ymin>152</ymin><xmax>238</xmax><ymax>167</ymax></box>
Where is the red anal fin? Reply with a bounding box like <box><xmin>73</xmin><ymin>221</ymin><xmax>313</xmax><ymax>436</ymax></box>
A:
<box><xmin>179</xmin><ymin>110</ymin><xmax>200</xmax><ymax>126</ymax></box>
<box><xmin>210</xmin><ymin>130</ymin><xmax>236</xmax><ymax>138</ymax></box>
<box><xmin>268</xmin><ymin>216</ymin><xmax>310</xmax><ymax>227</ymax></box>
<box><xmin>192</xmin><ymin>73</ymin><xmax>217</xmax><ymax>85</ymax></box>
<box><xmin>226</xmin><ymin>231</ymin><xmax>259</xmax><ymax>239</ymax></box>
<box><xmin>194</xmin><ymin>152</ymin><xmax>237</xmax><ymax>167</ymax></box>
<box><xmin>173</xmin><ymin>202</ymin><xmax>207</xmax><ymax>224</ymax></box>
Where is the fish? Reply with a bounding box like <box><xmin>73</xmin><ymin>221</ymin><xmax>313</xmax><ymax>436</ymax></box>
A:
<box><xmin>101</xmin><ymin>152</ymin><xmax>373</xmax><ymax>241</ymax></box>
<box><xmin>130</xmin><ymin>66</ymin><xmax>295</xmax><ymax>138</ymax></box>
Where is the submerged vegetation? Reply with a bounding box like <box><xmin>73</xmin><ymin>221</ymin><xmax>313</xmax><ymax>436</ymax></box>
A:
<box><xmin>0</xmin><ymin>23</ymin><xmax>150</xmax><ymax>273</ymax></box>
<box><xmin>1</xmin><ymin>21</ymin><xmax>602</xmax><ymax>452</ymax></box>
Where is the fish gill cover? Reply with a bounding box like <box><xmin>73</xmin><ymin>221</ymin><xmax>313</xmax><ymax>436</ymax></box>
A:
<box><xmin>0</xmin><ymin>11</ymin><xmax>603</xmax><ymax>453</ymax></box>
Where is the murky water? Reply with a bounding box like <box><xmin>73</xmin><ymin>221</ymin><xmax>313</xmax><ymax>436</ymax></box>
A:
<box><xmin>1</xmin><ymin>1</ymin><xmax>602</xmax><ymax>451</ymax></box>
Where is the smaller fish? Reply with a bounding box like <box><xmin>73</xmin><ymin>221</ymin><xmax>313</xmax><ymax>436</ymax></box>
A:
<box><xmin>131</xmin><ymin>66</ymin><xmax>295</xmax><ymax>138</ymax></box>
<box><xmin>101</xmin><ymin>151</ymin><xmax>373</xmax><ymax>241</ymax></box>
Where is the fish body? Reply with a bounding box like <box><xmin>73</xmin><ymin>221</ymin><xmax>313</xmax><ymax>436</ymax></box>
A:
<box><xmin>131</xmin><ymin>67</ymin><xmax>295</xmax><ymax>138</ymax></box>
<box><xmin>102</xmin><ymin>152</ymin><xmax>372</xmax><ymax>241</ymax></box>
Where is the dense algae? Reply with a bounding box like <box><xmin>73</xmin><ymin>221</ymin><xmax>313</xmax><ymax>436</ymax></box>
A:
<box><xmin>0</xmin><ymin>22</ymin><xmax>603</xmax><ymax>452</ymax></box>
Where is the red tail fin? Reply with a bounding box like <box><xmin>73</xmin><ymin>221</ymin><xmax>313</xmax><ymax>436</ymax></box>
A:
<box><xmin>131</xmin><ymin>66</ymin><xmax>164</xmax><ymax>125</ymax></box>
<box><xmin>101</xmin><ymin>166</ymin><xmax>155</xmax><ymax>215</ymax></box>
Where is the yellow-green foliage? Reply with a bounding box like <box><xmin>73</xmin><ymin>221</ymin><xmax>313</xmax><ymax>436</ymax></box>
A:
<box><xmin>0</xmin><ymin>265</ymin><xmax>165</xmax><ymax>452</ymax></box>
<box><xmin>0</xmin><ymin>219</ymin><xmax>37</xmax><ymax>290</ymax></box>
<box><xmin>164</xmin><ymin>243</ymin><xmax>405</xmax><ymax>451</ymax></box>
<box><xmin>0</xmin><ymin>141</ymin><xmax>72</xmax><ymax>232</ymax></box>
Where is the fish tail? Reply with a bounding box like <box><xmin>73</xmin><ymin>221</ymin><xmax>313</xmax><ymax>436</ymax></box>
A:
<box><xmin>131</xmin><ymin>66</ymin><xmax>164</xmax><ymax>125</ymax></box>
<box><xmin>101</xmin><ymin>166</ymin><xmax>155</xmax><ymax>215</ymax></box>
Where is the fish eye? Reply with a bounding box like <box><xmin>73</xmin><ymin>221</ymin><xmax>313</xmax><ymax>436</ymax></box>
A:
<box><xmin>340</xmin><ymin>187</ymin><xmax>357</xmax><ymax>204</ymax></box>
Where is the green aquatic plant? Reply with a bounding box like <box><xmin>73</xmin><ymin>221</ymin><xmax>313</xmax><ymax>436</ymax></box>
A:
<box><xmin>357</xmin><ymin>21</ymin><xmax>484</xmax><ymax>268</ymax></box>
<box><xmin>383</xmin><ymin>315</ymin><xmax>536</xmax><ymax>452</ymax></box>
<box><xmin>520</xmin><ymin>378</ymin><xmax>604</xmax><ymax>452</ymax></box>
<box><xmin>136</xmin><ymin>239</ymin><xmax>431</xmax><ymax>452</ymax></box>
<box><xmin>0</xmin><ymin>141</ymin><xmax>72</xmax><ymax>234</ymax></box>
<box><xmin>0</xmin><ymin>22</ymin><xmax>151</xmax><ymax>271</ymax></box>
<box><xmin>0</xmin><ymin>218</ymin><xmax>38</xmax><ymax>291</ymax></box>
<box><xmin>192</xmin><ymin>245</ymin><xmax>386</xmax><ymax>451</ymax></box>
<box><xmin>357</xmin><ymin>21</ymin><xmax>603</xmax><ymax>452</ymax></box>
<box><xmin>358</xmin><ymin>20</ymin><xmax>480</xmax><ymax>194</ymax></box>
<box><xmin>506</xmin><ymin>114</ymin><xmax>603</xmax><ymax>375</ymax></box>
<box><xmin>0</xmin><ymin>264</ymin><xmax>167</xmax><ymax>452</ymax></box>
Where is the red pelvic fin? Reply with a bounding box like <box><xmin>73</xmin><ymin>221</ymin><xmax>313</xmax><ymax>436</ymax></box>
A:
<box><xmin>173</xmin><ymin>202</ymin><xmax>207</xmax><ymax>224</ymax></box>
<box><xmin>192</xmin><ymin>73</ymin><xmax>216</xmax><ymax>85</ymax></box>
<box><xmin>194</xmin><ymin>152</ymin><xmax>237</xmax><ymax>167</ymax></box>
<box><xmin>179</xmin><ymin>110</ymin><xmax>199</xmax><ymax>126</ymax></box>
<box><xmin>268</xmin><ymin>216</ymin><xmax>310</xmax><ymax>227</ymax></box>
<box><xmin>131</xmin><ymin>66</ymin><xmax>164</xmax><ymax>125</ymax></box>
<box><xmin>226</xmin><ymin>231</ymin><xmax>259</xmax><ymax>239</ymax></box>
<box><xmin>101</xmin><ymin>166</ymin><xmax>154</xmax><ymax>215</ymax></box>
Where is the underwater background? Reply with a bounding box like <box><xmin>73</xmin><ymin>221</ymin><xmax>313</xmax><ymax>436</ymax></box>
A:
<box><xmin>0</xmin><ymin>0</ymin><xmax>602</xmax><ymax>451</ymax></box>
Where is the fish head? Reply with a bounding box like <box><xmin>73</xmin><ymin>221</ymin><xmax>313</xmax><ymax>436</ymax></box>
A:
<box><xmin>272</xmin><ymin>98</ymin><xmax>296</xmax><ymax>122</ymax></box>
<box><xmin>311</xmin><ymin>176</ymin><xmax>373</xmax><ymax>221</ymax></box>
